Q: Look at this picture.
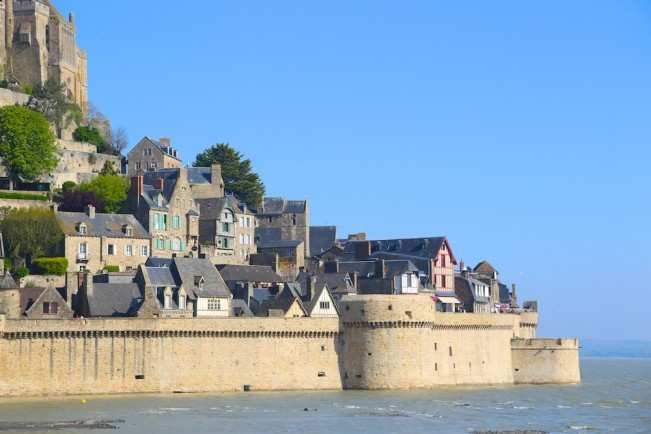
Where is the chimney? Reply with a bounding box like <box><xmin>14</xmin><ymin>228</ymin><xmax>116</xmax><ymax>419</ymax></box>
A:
<box><xmin>511</xmin><ymin>283</ymin><xmax>518</xmax><ymax>307</ymax></box>
<box><xmin>159</xmin><ymin>137</ymin><xmax>171</xmax><ymax>148</ymax></box>
<box><xmin>85</xmin><ymin>204</ymin><xmax>96</xmax><ymax>219</ymax></box>
<box><xmin>307</xmin><ymin>276</ymin><xmax>317</xmax><ymax>300</ymax></box>
<box><xmin>211</xmin><ymin>164</ymin><xmax>223</xmax><ymax>191</ymax></box>
<box><xmin>459</xmin><ymin>259</ymin><xmax>465</xmax><ymax>272</ymax></box>
<box><xmin>130</xmin><ymin>176</ymin><xmax>144</xmax><ymax>195</ymax></box>
<box><xmin>353</xmin><ymin>241</ymin><xmax>371</xmax><ymax>260</ymax></box>
<box><xmin>152</xmin><ymin>177</ymin><xmax>164</xmax><ymax>191</ymax></box>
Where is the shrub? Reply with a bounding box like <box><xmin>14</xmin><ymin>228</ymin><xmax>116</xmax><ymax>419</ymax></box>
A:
<box><xmin>61</xmin><ymin>181</ymin><xmax>76</xmax><ymax>193</ymax></box>
<box><xmin>22</xmin><ymin>84</ymin><xmax>33</xmax><ymax>95</ymax></box>
<box><xmin>73</xmin><ymin>126</ymin><xmax>107</xmax><ymax>151</ymax></box>
<box><xmin>15</xmin><ymin>266</ymin><xmax>28</xmax><ymax>279</ymax></box>
<box><xmin>3</xmin><ymin>257</ymin><xmax>12</xmax><ymax>270</ymax></box>
<box><xmin>0</xmin><ymin>80</ymin><xmax>8</xmax><ymax>89</ymax></box>
<box><xmin>32</xmin><ymin>257</ymin><xmax>68</xmax><ymax>276</ymax></box>
<box><xmin>0</xmin><ymin>191</ymin><xmax>49</xmax><ymax>201</ymax></box>
<box><xmin>104</xmin><ymin>265</ymin><xmax>120</xmax><ymax>273</ymax></box>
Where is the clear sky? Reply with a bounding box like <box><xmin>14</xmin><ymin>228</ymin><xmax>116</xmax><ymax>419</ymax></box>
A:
<box><xmin>57</xmin><ymin>0</ymin><xmax>650</xmax><ymax>340</ymax></box>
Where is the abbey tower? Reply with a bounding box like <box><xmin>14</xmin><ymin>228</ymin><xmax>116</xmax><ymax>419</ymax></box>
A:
<box><xmin>0</xmin><ymin>0</ymin><xmax>87</xmax><ymax>111</ymax></box>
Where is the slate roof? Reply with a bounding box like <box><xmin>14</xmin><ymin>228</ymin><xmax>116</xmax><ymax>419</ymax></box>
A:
<box><xmin>171</xmin><ymin>258</ymin><xmax>231</xmax><ymax>298</ymax></box>
<box><xmin>259</xmin><ymin>197</ymin><xmax>307</xmax><ymax>215</ymax></box>
<box><xmin>18</xmin><ymin>287</ymin><xmax>46</xmax><ymax>314</ymax></box>
<box><xmin>187</xmin><ymin>167</ymin><xmax>212</xmax><ymax>185</ymax></box>
<box><xmin>196</xmin><ymin>196</ymin><xmax>244</xmax><ymax>220</ymax></box>
<box><xmin>231</xmin><ymin>298</ymin><xmax>253</xmax><ymax>317</ymax></box>
<box><xmin>0</xmin><ymin>273</ymin><xmax>17</xmax><ymax>289</ymax></box>
<box><xmin>146</xmin><ymin>257</ymin><xmax>173</xmax><ymax>268</ymax></box>
<box><xmin>384</xmin><ymin>260</ymin><xmax>419</xmax><ymax>277</ymax></box>
<box><xmin>339</xmin><ymin>261</ymin><xmax>377</xmax><ymax>277</ymax></box>
<box><xmin>346</xmin><ymin>237</ymin><xmax>456</xmax><ymax>267</ymax></box>
<box><xmin>144</xmin><ymin>266</ymin><xmax>177</xmax><ymax>287</ymax></box>
<box><xmin>56</xmin><ymin>212</ymin><xmax>150</xmax><ymax>239</ymax></box>
<box><xmin>217</xmin><ymin>265</ymin><xmax>283</xmax><ymax>283</ymax></box>
<box><xmin>297</xmin><ymin>272</ymin><xmax>355</xmax><ymax>295</ymax></box>
<box><xmin>88</xmin><ymin>283</ymin><xmax>143</xmax><ymax>317</ymax></box>
<box><xmin>144</xmin><ymin>137</ymin><xmax>182</xmax><ymax>161</ymax></box>
<box><xmin>309</xmin><ymin>226</ymin><xmax>337</xmax><ymax>257</ymax></box>
<box><xmin>302</xmin><ymin>283</ymin><xmax>339</xmax><ymax>316</ymax></box>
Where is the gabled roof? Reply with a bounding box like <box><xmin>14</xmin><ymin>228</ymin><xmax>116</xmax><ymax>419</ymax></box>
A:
<box><xmin>171</xmin><ymin>258</ymin><xmax>231</xmax><ymax>299</ymax></box>
<box><xmin>0</xmin><ymin>273</ymin><xmax>17</xmax><ymax>289</ymax></box>
<box><xmin>138</xmin><ymin>137</ymin><xmax>182</xmax><ymax>162</ymax></box>
<box><xmin>303</xmin><ymin>284</ymin><xmax>340</xmax><ymax>316</ymax></box>
<box><xmin>146</xmin><ymin>257</ymin><xmax>173</xmax><ymax>268</ymax></box>
<box><xmin>259</xmin><ymin>197</ymin><xmax>307</xmax><ymax>215</ymax></box>
<box><xmin>87</xmin><ymin>283</ymin><xmax>143</xmax><ymax>317</ymax></box>
<box><xmin>297</xmin><ymin>272</ymin><xmax>355</xmax><ymax>295</ymax></box>
<box><xmin>384</xmin><ymin>260</ymin><xmax>419</xmax><ymax>276</ymax></box>
<box><xmin>56</xmin><ymin>212</ymin><xmax>150</xmax><ymax>239</ymax></box>
<box><xmin>24</xmin><ymin>286</ymin><xmax>73</xmax><ymax>318</ymax></box>
<box><xmin>217</xmin><ymin>265</ymin><xmax>283</xmax><ymax>284</ymax></box>
<box><xmin>339</xmin><ymin>261</ymin><xmax>377</xmax><ymax>277</ymax></box>
<box><xmin>196</xmin><ymin>196</ymin><xmax>245</xmax><ymax>220</ymax></box>
<box><xmin>309</xmin><ymin>226</ymin><xmax>337</xmax><ymax>257</ymax></box>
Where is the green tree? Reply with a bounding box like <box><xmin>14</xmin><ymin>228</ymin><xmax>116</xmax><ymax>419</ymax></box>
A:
<box><xmin>79</xmin><ymin>174</ymin><xmax>129</xmax><ymax>213</ymax></box>
<box><xmin>99</xmin><ymin>161</ymin><xmax>119</xmax><ymax>176</ymax></box>
<box><xmin>193</xmin><ymin>143</ymin><xmax>265</xmax><ymax>208</ymax></box>
<box><xmin>0</xmin><ymin>208</ymin><xmax>63</xmax><ymax>263</ymax></box>
<box><xmin>0</xmin><ymin>106</ymin><xmax>58</xmax><ymax>190</ymax></box>
<box><xmin>31</xmin><ymin>79</ymin><xmax>82</xmax><ymax>138</ymax></box>
<box><xmin>73</xmin><ymin>126</ymin><xmax>107</xmax><ymax>151</ymax></box>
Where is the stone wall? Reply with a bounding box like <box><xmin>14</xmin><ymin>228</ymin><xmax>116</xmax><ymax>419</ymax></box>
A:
<box><xmin>0</xmin><ymin>88</ymin><xmax>30</xmax><ymax>107</ymax></box>
<box><xmin>339</xmin><ymin>295</ymin><xmax>519</xmax><ymax>389</ymax></box>
<box><xmin>0</xmin><ymin>295</ymin><xmax>579</xmax><ymax>398</ymax></box>
<box><xmin>0</xmin><ymin>317</ymin><xmax>342</xmax><ymax>397</ymax></box>
<box><xmin>511</xmin><ymin>338</ymin><xmax>581</xmax><ymax>384</ymax></box>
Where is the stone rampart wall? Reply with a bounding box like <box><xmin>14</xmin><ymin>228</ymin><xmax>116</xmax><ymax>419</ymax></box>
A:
<box><xmin>0</xmin><ymin>317</ymin><xmax>342</xmax><ymax>397</ymax></box>
<box><xmin>511</xmin><ymin>338</ymin><xmax>581</xmax><ymax>384</ymax></box>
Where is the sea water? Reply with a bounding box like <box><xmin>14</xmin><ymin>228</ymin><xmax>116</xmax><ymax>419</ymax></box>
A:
<box><xmin>0</xmin><ymin>358</ymin><xmax>648</xmax><ymax>434</ymax></box>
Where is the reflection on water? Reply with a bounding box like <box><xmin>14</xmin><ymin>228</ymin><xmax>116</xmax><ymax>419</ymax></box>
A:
<box><xmin>0</xmin><ymin>358</ymin><xmax>649</xmax><ymax>434</ymax></box>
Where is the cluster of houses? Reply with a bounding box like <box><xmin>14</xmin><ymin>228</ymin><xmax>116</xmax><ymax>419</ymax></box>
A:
<box><xmin>0</xmin><ymin>136</ymin><xmax>532</xmax><ymax>320</ymax></box>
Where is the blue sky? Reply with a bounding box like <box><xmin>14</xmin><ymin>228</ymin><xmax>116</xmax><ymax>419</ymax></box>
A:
<box><xmin>57</xmin><ymin>1</ymin><xmax>650</xmax><ymax>340</ymax></box>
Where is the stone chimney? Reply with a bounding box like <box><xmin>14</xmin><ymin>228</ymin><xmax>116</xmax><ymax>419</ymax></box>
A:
<box><xmin>353</xmin><ymin>241</ymin><xmax>371</xmax><ymax>260</ymax></box>
<box><xmin>459</xmin><ymin>259</ymin><xmax>465</xmax><ymax>272</ymax></box>
<box><xmin>159</xmin><ymin>137</ymin><xmax>171</xmax><ymax>148</ymax></box>
<box><xmin>85</xmin><ymin>204</ymin><xmax>96</xmax><ymax>219</ymax></box>
<box><xmin>511</xmin><ymin>283</ymin><xmax>518</xmax><ymax>308</ymax></box>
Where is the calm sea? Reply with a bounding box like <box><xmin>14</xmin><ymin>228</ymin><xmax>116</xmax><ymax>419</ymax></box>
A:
<box><xmin>0</xmin><ymin>358</ymin><xmax>649</xmax><ymax>434</ymax></box>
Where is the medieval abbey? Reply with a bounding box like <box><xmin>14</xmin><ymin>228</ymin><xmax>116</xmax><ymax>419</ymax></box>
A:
<box><xmin>0</xmin><ymin>0</ymin><xmax>87</xmax><ymax>110</ymax></box>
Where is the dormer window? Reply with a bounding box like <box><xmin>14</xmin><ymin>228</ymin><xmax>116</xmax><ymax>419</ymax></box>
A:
<box><xmin>78</xmin><ymin>223</ymin><xmax>87</xmax><ymax>235</ymax></box>
<box><xmin>194</xmin><ymin>276</ymin><xmax>205</xmax><ymax>288</ymax></box>
<box><xmin>123</xmin><ymin>225</ymin><xmax>133</xmax><ymax>237</ymax></box>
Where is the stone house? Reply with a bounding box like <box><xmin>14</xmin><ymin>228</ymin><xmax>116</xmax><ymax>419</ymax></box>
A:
<box><xmin>336</xmin><ymin>259</ymin><xmax>421</xmax><ymax>295</ymax></box>
<box><xmin>472</xmin><ymin>260</ymin><xmax>502</xmax><ymax>309</ymax></box>
<box><xmin>141</xmin><ymin>257</ymin><xmax>233</xmax><ymax>318</ymax></box>
<box><xmin>254</xmin><ymin>240</ymin><xmax>305</xmax><ymax>280</ymax></box>
<box><xmin>197</xmin><ymin>195</ymin><xmax>256</xmax><ymax>265</ymax></box>
<box><xmin>56</xmin><ymin>205</ymin><xmax>151</xmax><ymax>273</ymax></box>
<box><xmin>127</xmin><ymin>171</ymin><xmax>200</xmax><ymax>258</ymax></box>
<box><xmin>297</xmin><ymin>271</ymin><xmax>356</xmax><ymax>300</ymax></box>
<box><xmin>127</xmin><ymin>137</ymin><xmax>182</xmax><ymax>177</ymax></box>
<box><xmin>296</xmin><ymin>280</ymin><xmax>340</xmax><ymax>318</ymax></box>
<box><xmin>256</xmin><ymin>197</ymin><xmax>310</xmax><ymax>257</ymax></box>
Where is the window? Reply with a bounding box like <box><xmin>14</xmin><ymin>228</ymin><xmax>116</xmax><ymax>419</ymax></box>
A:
<box><xmin>207</xmin><ymin>298</ymin><xmax>222</xmax><ymax>310</ymax></box>
<box><xmin>107</xmin><ymin>244</ymin><xmax>115</xmax><ymax>255</ymax></box>
<box><xmin>141</xmin><ymin>245</ymin><xmax>149</xmax><ymax>257</ymax></box>
<box><xmin>164</xmin><ymin>292</ymin><xmax>172</xmax><ymax>309</ymax></box>
<box><xmin>171</xmin><ymin>238</ymin><xmax>182</xmax><ymax>251</ymax></box>
<box><xmin>239</xmin><ymin>217</ymin><xmax>244</xmax><ymax>227</ymax></box>
<box><xmin>320</xmin><ymin>301</ymin><xmax>330</xmax><ymax>310</ymax></box>
<box><xmin>179</xmin><ymin>294</ymin><xmax>186</xmax><ymax>310</ymax></box>
<box><xmin>441</xmin><ymin>275</ymin><xmax>446</xmax><ymax>288</ymax></box>
<box><xmin>441</xmin><ymin>255</ymin><xmax>446</xmax><ymax>268</ymax></box>
<box><xmin>135</xmin><ymin>162</ymin><xmax>141</xmax><ymax>171</ymax></box>
<box><xmin>292</xmin><ymin>214</ymin><xmax>297</xmax><ymax>225</ymax></box>
<box><xmin>123</xmin><ymin>226</ymin><xmax>133</xmax><ymax>237</ymax></box>
<box><xmin>246</xmin><ymin>217</ymin><xmax>251</xmax><ymax>228</ymax></box>
<box><xmin>172</xmin><ymin>215</ymin><xmax>181</xmax><ymax>229</ymax></box>
<box><xmin>78</xmin><ymin>223</ymin><xmax>87</xmax><ymax>235</ymax></box>
<box><xmin>449</xmin><ymin>346</ymin><xmax>453</xmax><ymax>357</ymax></box>
<box><xmin>43</xmin><ymin>302</ymin><xmax>58</xmax><ymax>315</ymax></box>
<box><xmin>125</xmin><ymin>245</ymin><xmax>133</xmax><ymax>256</ymax></box>
<box><xmin>407</xmin><ymin>274</ymin><xmax>413</xmax><ymax>288</ymax></box>
<box><xmin>195</xmin><ymin>276</ymin><xmax>205</xmax><ymax>288</ymax></box>
<box><xmin>240</xmin><ymin>234</ymin><xmax>244</xmax><ymax>244</ymax></box>
<box><xmin>78</xmin><ymin>242</ymin><xmax>88</xmax><ymax>259</ymax></box>
<box><xmin>222</xmin><ymin>222</ymin><xmax>230</xmax><ymax>233</ymax></box>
